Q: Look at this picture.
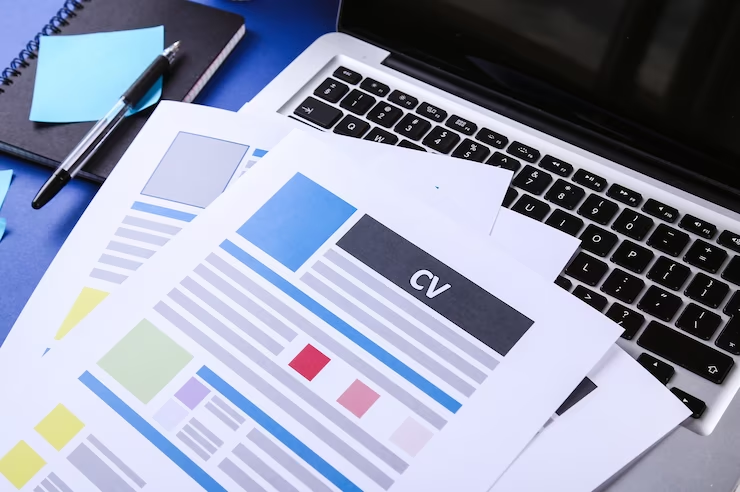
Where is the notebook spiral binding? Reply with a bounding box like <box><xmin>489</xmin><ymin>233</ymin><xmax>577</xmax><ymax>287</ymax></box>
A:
<box><xmin>0</xmin><ymin>0</ymin><xmax>91</xmax><ymax>94</ymax></box>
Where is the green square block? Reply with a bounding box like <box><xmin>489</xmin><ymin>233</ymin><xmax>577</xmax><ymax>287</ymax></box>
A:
<box><xmin>98</xmin><ymin>319</ymin><xmax>193</xmax><ymax>403</ymax></box>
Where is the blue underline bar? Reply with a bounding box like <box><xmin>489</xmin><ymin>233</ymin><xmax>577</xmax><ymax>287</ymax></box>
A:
<box><xmin>219</xmin><ymin>239</ymin><xmax>462</xmax><ymax>413</ymax></box>
<box><xmin>197</xmin><ymin>366</ymin><xmax>361</xmax><ymax>492</ymax></box>
<box><xmin>79</xmin><ymin>371</ymin><xmax>226</xmax><ymax>492</ymax></box>
<box><xmin>131</xmin><ymin>201</ymin><xmax>197</xmax><ymax>222</ymax></box>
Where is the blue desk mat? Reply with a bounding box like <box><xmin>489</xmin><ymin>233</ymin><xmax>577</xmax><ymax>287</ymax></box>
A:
<box><xmin>0</xmin><ymin>0</ymin><xmax>340</xmax><ymax>345</ymax></box>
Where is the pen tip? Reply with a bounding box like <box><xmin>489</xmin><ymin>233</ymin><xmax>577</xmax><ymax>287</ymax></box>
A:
<box><xmin>163</xmin><ymin>41</ymin><xmax>181</xmax><ymax>63</ymax></box>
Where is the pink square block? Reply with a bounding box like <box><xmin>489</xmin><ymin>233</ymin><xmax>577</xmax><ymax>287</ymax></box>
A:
<box><xmin>337</xmin><ymin>380</ymin><xmax>380</xmax><ymax>418</ymax></box>
<box><xmin>390</xmin><ymin>417</ymin><xmax>434</xmax><ymax>457</ymax></box>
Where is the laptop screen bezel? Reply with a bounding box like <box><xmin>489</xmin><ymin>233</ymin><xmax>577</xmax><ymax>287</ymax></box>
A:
<box><xmin>336</xmin><ymin>0</ymin><xmax>740</xmax><ymax>201</ymax></box>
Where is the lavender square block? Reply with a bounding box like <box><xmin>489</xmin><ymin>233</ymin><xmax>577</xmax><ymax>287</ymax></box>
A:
<box><xmin>175</xmin><ymin>377</ymin><xmax>210</xmax><ymax>410</ymax></box>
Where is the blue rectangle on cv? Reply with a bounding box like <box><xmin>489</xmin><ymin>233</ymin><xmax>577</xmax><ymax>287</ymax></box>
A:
<box><xmin>237</xmin><ymin>173</ymin><xmax>356</xmax><ymax>271</ymax></box>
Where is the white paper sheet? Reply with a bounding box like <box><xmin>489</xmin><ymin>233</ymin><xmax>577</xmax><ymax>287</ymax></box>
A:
<box><xmin>493</xmin><ymin>346</ymin><xmax>690</xmax><ymax>492</ymax></box>
<box><xmin>0</xmin><ymin>102</ymin><xmax>512</xmax><ymax>367</ymax></box>
<box><xmin>240</xmin><ymin>109</ymin><xmax>582</xmax><ymax>278</ymax></box>
<box><xmin>0</xmin><ymin>131</ymin><xmax>620</xmax><ymax>492</ymax></box>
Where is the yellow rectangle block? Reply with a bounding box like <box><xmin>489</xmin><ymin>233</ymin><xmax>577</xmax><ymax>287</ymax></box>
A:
<box><xmin>35</xmin><ymin>404</ymin><xmax>85</xmax><ymax>451</ymax></box>
<box><xmin>56</xmin><ymin>287</ymin><xmax>109</xmax><ymax>340</ymax></box>
<box><xmin>0</xmin><ymin>441</ymin><xmax>46</xmax><ymax>489</ymax></box>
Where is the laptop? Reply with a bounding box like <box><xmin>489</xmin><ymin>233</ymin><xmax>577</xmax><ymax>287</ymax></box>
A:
<box><xmin>246</xmin><ymin>0</ymin><xmax>740</xmax><ymax>490</ymax></box>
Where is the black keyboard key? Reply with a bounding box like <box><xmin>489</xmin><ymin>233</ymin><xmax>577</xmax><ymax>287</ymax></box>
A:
<box><xmin>725</xmin><ymin>291</ymin><xmax>740</xmax><ymax>317</ymax></box>
<box><xmin>716</xmin><ymin>317</ymin><xmax>740</xmax><ymax>355</ymax></box>
<box><xmin>607</xmin><ymin>184</ymin><xmax>643</xmax><ymax>207</ymax></box>
<box><xmin>333</xmin><ymin>66</ymin><xmax>362</xmax><ymax>85</ymax></box>
<box><xmin>397</xmin><ymin>140</ymin><xmax>426</xmax><ymax>151</ymax></box>
<box><xmin>676</xmin><ymin>303</ymin><xmax>721</xmax><ymax>340</ymax></box>
<box><xmin>555</xmin><ymin>276</ymin><xmax>572</xmax><ymax>291</ymax></box>
<box><xmin>333</xmin><ymin>115</ymin><xmax>370</xmax><ymax>138</ymax></box>
<box><xmin>647</xmin><ymin>224</ymin><xmax>690</xmax><ymax>257</ymax></box>
<box><xmin>545</xmin><ymin>210</ymin><xmax>584</xmax><ymax>236</ymax></box>
<box><xmin>476</xmin><ymin>128</ymin><xmax>508</xmax><ymax>149</ymax></box>
<box><xmin>642</xmin><ymin>198</ymin><xmax>678</xmax><ymax>223</ymax></box>
<box><xmin>612</xmin><ymin>209</ymin><xmax>654</xmax><ymax>240</ymax></box>
<box><xmin>294</xmin><ymin>97</ymin><xmax>343</xmax><ymax>128</ymax></box>
<box><xmin>606</xmin><ymin>304</ymin><xmax>645</xmax><ymax>340</ymax></box>
<box><xmin>445</xmin><ymin>115</ymin><xmax>477</xmax><ymax>135</ymax></box>
<box><xmin>539</xmin><ymin>155</ymin><xmax>573</xmax><ymax>177</ymax></box>
<box><xmin>679</xmin><ymin>214</ymin><xmax>717</xmax><ymax>239</ymax></box>
<box><xmin>511</xmin><ymin>195</ymin><xmax>550</xmax><ymax>221</ymax></box>
<box><xmin>722</xmin><ymin>256</ymin><xmax>740</xmax><ymax>286</ymax></box>
<box><xmin>684</xmin><ymin>240</ymin><xmax>727</xmax><ymax>273</ymax></box>
<box><xmin>637</xmin><ymin>353</ymin><xmax>674</xmax><ymax>385</ymax></box>
<box><xmin>638</xmin><ymin>321</ymin><xmax>733</xmax><ymax>384</ymax></box>
<box><xmin>503</xmin><ymin>187</ymin><xmax>518</xmax><ymax>208</ymax></box>
<box><xmin>670</xmin><ymin>388</ymin><xmax>706</xmax><ymax>418</ymax></box>
<box><xmin>387</xmin><ymin>90</ymin><xmax>418</xmax><ymax>109</ymax></box>
<box><xmin>580</xmin><ymin>224</ymin><xmax>618</xmax><ymax>257</ymax></box>
<box><xmin>394</xmin><ymin>114</ymin><xmax>431</xmax><ymax>141</ymax></box>
<box><xmin>565</xmin><ymin>252</ymin><xmax>609</xmax><ymax>286</ymax></box>
<box><xmin>601</xmin><ymin>269</ymin><xmax>645</xmax><ymax>303</ymax></box>
<box><xmin>647</xmin><ymin>256</ymin><xmax>691</xmax><ymax>290</ymax></box>
<box><xmin>313</xmin><ymin>78</ymin><xmax>349</xmax><ymax>103</ymax></box>
<box><xmin>366</xmin><ymin>102</ymin><xmax>403</xmax><ymax>128</ymax></box>
<box><xmin>339</xmin><ymin>89</ymin><xmax>376</xmax><ymax>115</ymax></box>
<box><xmin>421</xmin><ymin>126</ymin><xmax>460</xmax><ymax>153</ymax></box>
<box><xmin>718</xmin><ymin>230</ymin><xmax>740</xmax><ymax>253</ymax></box>
<box><xmin>685</xmin><ymin>273</ymin><xmax>729</xmax><ymax>308</ymax></box>
<box><xmin>512</xmin><ymin>165</ymin><xmax>553</xmax><ymax>195</ymax></box>
<box><xmin>572</xmin><ymin>285</ymin><xmax>608</xmax><ymax>311</ymax></box>
<box><xmin>360</xmin><ymin>78</ymin><xmax>389</xmax><ymax>97</ymax></box>
<box><xmin>507</xmin><ymin>141</ymin><xmax>540</xmax><ymax>162</ymax></box>
<box><xmin>545</xmin><ymin>180</ymin><xmax>585</xmax><ymax>210</ymax></box>
<box><xmin>638</xmin><ymin>286</ymin><xmax>682</xmax><ymax>321</ymax></box>
<box><xmin>451</xmin><ymin>139</ymin><xmax>490</xmax><ymax>162</ymax></box>
<box><xmin>416</xmin><ymin>102</ymin><xmax>447</xmax><ymax>122</ymax></box>
<box><xmin>611</xmin><ymin>240</ymin><xmax>654</xmax><ymax>273</ymax></box>
<box><xmin>363</xmin><ymin>127</ymin><xmax>398</xmax><ymax>145</ymax></box>
<box><xmin>487</xmin><ymin>152</ymin><xmax>521</xmax><ymax>172</ymax></box>
<box><xmin>578</xmin><ymin>194</ymin><xmax>619</xmax><ymax>225</ymax></box>
<box><xmin>573</xmin><ymin>169</ymin><xmax>607</xmax><ymax>192</ymax></box>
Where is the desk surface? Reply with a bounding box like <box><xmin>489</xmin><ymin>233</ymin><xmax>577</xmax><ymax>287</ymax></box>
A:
<box><xmin>0</xmin><ymin>0</ymin><xmax>340</xmax><ymax>345</ymax></box>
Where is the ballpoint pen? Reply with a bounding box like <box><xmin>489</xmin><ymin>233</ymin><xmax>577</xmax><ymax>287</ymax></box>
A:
<box><xmin>32</xmin><ymin>40</ymin><xmax>182</xmax><ymax>209</ymax></box>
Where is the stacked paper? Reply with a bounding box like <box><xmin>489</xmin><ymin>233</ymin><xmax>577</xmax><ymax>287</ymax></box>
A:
<box><xmin>0</xmin><ymin>102</ymin><xmax>689</xmax><ymax>492</ymax></box>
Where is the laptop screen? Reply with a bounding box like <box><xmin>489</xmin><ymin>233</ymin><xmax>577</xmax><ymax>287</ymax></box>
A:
<box><xmin>339</xmin><ymin>0</ymin><xmax>740</xmax><ymax>194</ymax></box>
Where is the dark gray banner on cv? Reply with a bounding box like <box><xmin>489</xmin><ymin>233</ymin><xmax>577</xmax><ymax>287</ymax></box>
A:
<box><xmin>336</xmin><ymin>215</ymin><xmax>533</xmax><ymax>356</ymax></box>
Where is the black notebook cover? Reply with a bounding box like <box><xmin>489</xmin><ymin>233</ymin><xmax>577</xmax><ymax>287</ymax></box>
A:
<box><xmin>0</xmin><ymin>0</ymin><xmax>244</xmax><ymax>182</ymax></box>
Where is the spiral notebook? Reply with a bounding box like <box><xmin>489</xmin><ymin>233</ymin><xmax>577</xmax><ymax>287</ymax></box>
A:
<box><xmin>0</xmin><ymin>0</ymin><xmax>245</xmax><ymax>182</ymax></box>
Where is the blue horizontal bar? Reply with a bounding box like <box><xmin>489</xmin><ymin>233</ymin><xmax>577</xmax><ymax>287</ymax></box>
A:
<box><xmin>79</xmin><ymin>371</ymin><xmax>226</xmax><ymax>492</ymax></box>
<box><xmin>252</xmin><ymin>149</ymin><xmax>268</xmax><ymax>158</ymax></box>
<box><xmin>220</xmin><ymin>239</ymin><xmax>462</xmax><ymax>413</ymax></box>
<box><xmin>131</xmin><ymin>201</ymin><xmax>196</xmax><ymax>222</ymax></box>
<box><xmin>197</xmin><ymin>366</ymin><xmax>361</xmax><ymax>492</ymax></box>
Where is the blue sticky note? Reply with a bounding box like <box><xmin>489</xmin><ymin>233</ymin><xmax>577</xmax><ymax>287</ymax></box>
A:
<box><xmin>0</xmin><ymin>169</ymin><xmax>12</xmax><ymax>210</ymax></box>
<box><xmin>0</xmin><ymin>169</ymin><xmax>12</xmax><ymax>243</ymax></box>
<box><xmin>30</xmin><ymin>26</ymin><xmax>164</xmax><ymax>123</ymax></box>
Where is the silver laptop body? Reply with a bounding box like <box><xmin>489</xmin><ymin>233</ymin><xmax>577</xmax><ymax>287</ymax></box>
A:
<box><xmin>247</xmin><ymin>1</ymin><xmax>740</xmax><ymax>489</ymax></box>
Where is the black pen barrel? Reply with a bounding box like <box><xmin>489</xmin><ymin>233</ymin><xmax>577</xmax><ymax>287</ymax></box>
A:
<box><xmin>122</xmin><ymin>55</ymin><xmax>169</xmax><ymax>106</ymax></box>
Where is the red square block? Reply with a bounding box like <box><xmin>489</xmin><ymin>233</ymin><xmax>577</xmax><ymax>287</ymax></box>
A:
<box><xmin>289</xmin><ymin>344</ymin><xmax>330</xmax><ymax>381</ymax></box>
<box><xmin>337</xmin><ymin>380</ymin><xmax>380</xmax><ymax>418</ymax></box>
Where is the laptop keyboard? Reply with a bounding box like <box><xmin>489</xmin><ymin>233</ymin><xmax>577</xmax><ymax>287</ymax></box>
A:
<box><xmin>292</xmin><ymin>65</ymin><xmax>740</xmax><ymax>424</ymax></box>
